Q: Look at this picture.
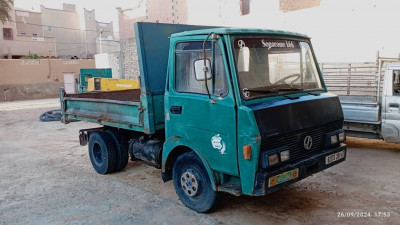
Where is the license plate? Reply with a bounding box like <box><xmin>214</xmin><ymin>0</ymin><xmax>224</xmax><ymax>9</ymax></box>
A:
<box><xmin>325</xmin><ymin>150</ymin><xmax>345</xmax><ymax>165</ymax></box>
<box><xmin>268</xmin><ymin>168</ymin><xmax>299</xmax><ymax>187</ymax></box>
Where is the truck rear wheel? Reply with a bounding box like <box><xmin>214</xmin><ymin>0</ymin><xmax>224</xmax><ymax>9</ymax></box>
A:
<box><xmin>172</xmin><ymin>152</ymin><xmax>220</xmax><ymax>212</ymax></box>
<box><xmin>88</xmin><ymin>132</ymin><xmax>117</xmax><ymax>174</ymax></box>
<box><xmin>105</xmin><ymin>130</ymin><xmax>129</xmax><ymax>172</ymax></box>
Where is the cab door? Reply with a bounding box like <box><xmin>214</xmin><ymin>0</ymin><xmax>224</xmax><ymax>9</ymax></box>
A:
<box><xmin>166</xmin><ymin>39</ymin><xmax>238</xmax><ymax>175</ymax></box>
<box><xmin>382</xmin><ymin>66</ymin><xmax>400</xmax><ymax>143</ymax></box>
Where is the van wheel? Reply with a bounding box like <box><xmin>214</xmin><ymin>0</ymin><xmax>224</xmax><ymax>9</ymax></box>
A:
<box><xmin>88</xmin><ymin>131</ymin><xmax>117</xmax><ymax>174</ymax></box>
<box><xmin>172</xmin><ymin>152</ymin><xmax>220</xmax><ymax>212</ymax></box>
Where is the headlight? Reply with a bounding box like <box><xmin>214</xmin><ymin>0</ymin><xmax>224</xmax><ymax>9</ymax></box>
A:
<box><xmin>338</xmin><ymin>131</ymin><xmax>346</xmax><ymax>142</ymax></box>
<box><xmin>326</xmin><ymin>130</ymin><xmax>345</xmax><ymax>147</ymax></box>
<box><xmin>280</xmin><ymin>150</ymin><xmax>290</xmax><ymax>162</ymax></box>
<box><xmin>268</xmin><ymin>154</ymin><xmax>279</xmax><ymax>166</ymax></box>
<box><xmin>330</xmin><ymin>135</ymin><xmax>338</xmax><ymax>145</ymax></box>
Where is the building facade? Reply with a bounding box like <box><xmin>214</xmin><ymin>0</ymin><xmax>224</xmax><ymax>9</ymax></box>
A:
<box><xmin>0</xmin><ymin>2</ymin><xmax>116</xmax><ymax>59</ymax></box>
<box><xmin>0</xmin><ymin>4</ymin><xmax>56</xmax><ymax>59</ymax></box>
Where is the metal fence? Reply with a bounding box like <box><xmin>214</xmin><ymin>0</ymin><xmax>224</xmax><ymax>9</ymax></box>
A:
<box><xmin>320</xmin><ymin>58</ymin><xmax>399</xmax><ymax>103</ymax></box>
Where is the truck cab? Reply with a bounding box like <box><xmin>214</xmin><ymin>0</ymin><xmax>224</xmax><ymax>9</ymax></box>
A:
<box><xmin>381</xmin><ymin>63</ymin><xmax>400</xmax><ymax>142</ymax></box>
<box><xmin>161</xmin><ymin>28</ymin><xmax>346</xmax><ymax>209</ymax></box>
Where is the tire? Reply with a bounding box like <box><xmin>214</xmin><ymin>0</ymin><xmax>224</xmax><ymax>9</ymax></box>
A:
<box><xmin>39</xmin><ymin>110</ymin><xmax>60</xmax><ymax>121</ymax></box>
<box><xmin>173</xmin><ymin>152</ymin><xmax>220</xmax><ymax>213</ymax></box>
<box><xmin>88</xmin><ymin>131</ymin><xmax>117</xmax><ymax>174</ymax></box>
<box><xmin>39</xmin><ymin>109</ymin><xmax>79</xmax><ymax>122</ymax></box>
<box><xmin>105</xmin><ymin>130</ymin><xmax>129</xmax><ymax>172</ymax></box>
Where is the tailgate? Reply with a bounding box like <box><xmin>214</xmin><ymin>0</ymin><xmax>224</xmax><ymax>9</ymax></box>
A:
<box><xmin>60</xmin><ymin>89</ymin><xmax>144</xmax><ymax>131</ymax></box>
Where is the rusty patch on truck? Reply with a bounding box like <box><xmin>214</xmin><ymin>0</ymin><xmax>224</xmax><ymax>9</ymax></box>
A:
<box><xmin>65</xmin><ymin>89</ymin><xmax>141</xmax><ymax>102</ymax></box>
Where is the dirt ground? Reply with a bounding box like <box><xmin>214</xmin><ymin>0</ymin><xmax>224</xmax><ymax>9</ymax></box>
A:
<box><xmin>0</xmin><ymin>99</ymin><xmax>399</xmax><ymax>225</ymax></box>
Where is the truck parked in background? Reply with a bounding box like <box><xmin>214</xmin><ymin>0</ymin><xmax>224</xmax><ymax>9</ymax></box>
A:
<box><xmin>60</xmin><ymin>22</ymin><xmax>347</xmax><ymax>212</ymax></box>
<box><xmin>322</xmin><ymin>60</ymin><xmax>400</xmax><ymax>143</ymax></box>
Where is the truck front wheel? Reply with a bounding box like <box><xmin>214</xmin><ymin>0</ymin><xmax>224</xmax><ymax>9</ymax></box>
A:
<box><xmin>88</xmin><ymin>132</ymin><xmax>117</xmax><ymax>174</ymax></box>
<box><xmin>172</xmin><ymin>152</ymin><xmax>220</xmax><ymax>212</ymax></box>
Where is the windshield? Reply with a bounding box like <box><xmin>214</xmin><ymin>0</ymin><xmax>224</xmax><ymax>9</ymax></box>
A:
<box><xmin>233</xmin><ymin>37</ymin><xmax>323</xmax><ymax>99</ymax></box>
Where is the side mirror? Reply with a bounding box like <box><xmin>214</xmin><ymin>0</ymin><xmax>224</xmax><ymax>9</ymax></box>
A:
<box><xmin>194</xmin><ymin>59</ymin><xmax>212</xmax><ymax>81</ymax></box>
<box><xmin>238</xmin><ymin>47</ymin><xmax>250</xmax><ymax>72</ymax></box>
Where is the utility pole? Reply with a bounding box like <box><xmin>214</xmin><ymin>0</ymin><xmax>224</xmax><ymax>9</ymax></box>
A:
<box><xmin>99</xmin><ymin>29</ymin><xmax>103</xmax><ymax>54</ymax></box>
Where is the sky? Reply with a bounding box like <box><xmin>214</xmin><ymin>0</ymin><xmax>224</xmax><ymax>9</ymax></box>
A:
<box><xmin>13</xmin><ymin>0</ymin><xmax>400</xmax><ymax>62</ymax></box>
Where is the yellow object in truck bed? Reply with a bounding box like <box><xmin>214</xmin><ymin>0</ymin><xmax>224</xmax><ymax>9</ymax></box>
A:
<box><xmin>87</xmin><ymin>77</ymin><xmax>140</xmax><ymax>91</ymax></box>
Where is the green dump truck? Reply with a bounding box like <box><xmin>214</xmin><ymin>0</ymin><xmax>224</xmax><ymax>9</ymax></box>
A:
<box><xmin>60</xmin><ymin>22</ymin><xmax>347</xmax><ymax>212</ymax></box>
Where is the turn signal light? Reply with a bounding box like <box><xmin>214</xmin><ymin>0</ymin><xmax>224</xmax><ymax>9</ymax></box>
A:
<box><xmin>243</xmin><ymin>145</ymin><xmax>251</xmax><ymax>160</ymax></box>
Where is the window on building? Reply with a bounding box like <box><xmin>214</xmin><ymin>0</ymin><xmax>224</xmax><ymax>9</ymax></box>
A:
<box><xmin>240</xmin><ymin>0</ymin><xmax>250</xmax><ymax>15</ymax></box>
<box><xmin>20</xmin><ymin>32</ymin><xmax>26</xmax><ymax>35</ymax></box>
<box><xmin>3</xmin><ymin>28</ymin><xmax>13</xmax><ymax>40</ymax></box>
<box><xmin>175</xmin><ymin>41</ymin><xmax>228</xmax><ymax>97</ymax></box>
<box><xmin>48</xmin><ymin>26</ymin><xmax>52</xmax><ymax>31</ymax></box>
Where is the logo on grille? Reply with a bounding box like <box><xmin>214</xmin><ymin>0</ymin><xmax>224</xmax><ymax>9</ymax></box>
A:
<box><xmin>303</xmin><ymin>136</ymin><xmax>313</xmax><ymax>150</ymax></box>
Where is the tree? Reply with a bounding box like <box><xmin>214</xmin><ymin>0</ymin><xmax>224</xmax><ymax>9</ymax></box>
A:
<box><xmin>0</xmin><ymin>0</ymin><xmax>13</xmax><ymax>24</ymax></box>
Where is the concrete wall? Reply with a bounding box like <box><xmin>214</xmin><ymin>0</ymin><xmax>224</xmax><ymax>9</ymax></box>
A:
<box><xmin>118</xmin><ymin>14</ymin><xmax>145</xmax><ymax>40</ymax></box>
<box><xmin>41</xmin><ymin>5</ymin><xmax>84</xmax><ymax>58</ymax></box>
<box><xmin>95</xmin><ymin>53</ymin><xmax>121</xmax><ymax>78</ymax></box>
<box><xmin>84</xmin><ymin>8</ymin><xmax>116</xmax><ymax>58</ymax></box>
<box><xmin>118</xmin><ymin>0</ymin><xmax>189</xmax><ymax>40</ymax></box>
<box><xmin>146</xmin><ymin>0</ymin><xmax>187</xmax><ymax>24</ymax></box>
<box><xmin>0</xmin><ymin>36</ymin><xmax>56</xmax><ymax>58</ymax></box>
<box><xmin>83</xmin><ymin>9</ymin><xmax>98</xmax><ymax>57</ymax></box>
<box><xmin>97</xmin><ymin>21</ymin><xmax>114</xmax><ymax>40</ymax></box>
<box><xmin>15</xmin><ymin>10</ymin><xmax>43</xmax><ymax>36</ymax></box>
<box><xmin>0</xmin><ymin>59</ymin><xmax>95</xmax><ymax>101</ymax></box>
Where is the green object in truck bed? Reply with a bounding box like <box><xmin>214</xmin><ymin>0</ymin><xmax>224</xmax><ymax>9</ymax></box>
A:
<box><xmin>78</xmin><ymin>68</ymin><xmax>112</xmax><ymax>93</ymax></box>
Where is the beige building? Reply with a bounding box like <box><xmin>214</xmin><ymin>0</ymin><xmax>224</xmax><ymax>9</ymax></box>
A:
<box><xmin>41</xmin><ymin>4</ymin><xmax>85</xmax><ymax>58</ymax></box>
<box><xmin>118</xmin><ymin>0</ymin><xmax>188</xmax><ymax>40</ymax></box>
<box><xmin>117</xmin><ymin>0</ymin><xmax>252</xmax><ymax>40</ymax></box>
<box><xmin>0</xmin><ymin>4</ymin><xmax>56</xmax><ymax>59</ymax></box>
<box><xmin>1</xmin><ymin>2</ymin><xmax>117</xmax><ymax>59</ymax></box>
<box><xmin>83</xmin><ymin>8</ymin><xmax>116</xmax><ymax>58</ymax></box>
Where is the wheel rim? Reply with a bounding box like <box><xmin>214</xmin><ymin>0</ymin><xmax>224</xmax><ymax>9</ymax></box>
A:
<box><xmin>180</xmin><ymin>170</ymin><xmax>199</xmax><ymax>197</ymax></box>
<box><xmin>93</xmin><ymin>143</ymin><xmax>103</xmax><ymax>164</ymax></box>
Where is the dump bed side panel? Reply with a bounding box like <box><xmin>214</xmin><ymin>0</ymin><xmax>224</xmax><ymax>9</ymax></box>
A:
<box><xmin>61</xmin><ymin>89</ymin><xmax>145</xmax><ymax>132</ymax></box>
<box><xmin>134</xmin><ymin>22</ymin><xmax>218</xmax><ymax>133</ymax></box>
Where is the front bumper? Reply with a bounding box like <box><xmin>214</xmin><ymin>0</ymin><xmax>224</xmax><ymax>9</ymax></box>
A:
<box><xmin>253</xmin><ymin>144</ymin><xmax>347</xmax><ymax>196</ymax></box>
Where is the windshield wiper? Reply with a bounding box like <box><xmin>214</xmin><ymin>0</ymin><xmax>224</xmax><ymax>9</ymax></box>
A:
<box><xmin>246</xmin><ymin>89</ymin><xmax>278</xmax><ymax>93</ymax></box>
<box><xmin>278</xmin><ymin>88</ymin><xmax>304</xmax><ymax>92</ymax></box>
<box><xmin>278</xmin><ymin>88</ymin><xmax>322</xmax><ymax>96</ymax></box>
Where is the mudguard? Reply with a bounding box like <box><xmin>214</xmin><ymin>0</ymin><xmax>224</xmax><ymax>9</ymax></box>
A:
<box><xmin>162</xmin><ymin>136</ymin><xmax>217</xmax><ymax>191</ymax></box>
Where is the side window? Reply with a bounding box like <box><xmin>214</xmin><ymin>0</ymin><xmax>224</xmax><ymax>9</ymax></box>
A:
<box><xmin>175</xmin><ymin>41</ymin><xmax>228</xmax><ymax>97</ymax></box>
<box><xmin>393</xmin><ymin>70</ymin><xmax>400</xmax><ymax>95</ymax></box>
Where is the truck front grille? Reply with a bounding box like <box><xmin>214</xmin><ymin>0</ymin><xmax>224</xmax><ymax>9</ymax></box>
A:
<box><xmin>259</xmin><ymin>120</ymin><xmax>343</xmax><ymax>165</ymax></box>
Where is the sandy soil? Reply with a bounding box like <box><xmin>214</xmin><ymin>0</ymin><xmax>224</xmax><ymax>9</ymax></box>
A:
<box><xmin>0</xmin><ymin>99</ymin><xmax>399</xmax><ymax>224</ymax></box>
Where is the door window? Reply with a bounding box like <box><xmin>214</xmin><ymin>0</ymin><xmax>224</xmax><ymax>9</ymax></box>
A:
<box><xmin>175</xmin><ymin>41</ymin><xmax>228</xmax><ymax>97</ymax></box>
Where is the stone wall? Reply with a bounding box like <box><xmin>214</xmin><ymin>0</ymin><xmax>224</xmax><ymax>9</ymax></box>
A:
<box><xmin>0</xmin><ymin>59</ymin><xmax>95</xmax><ymax>101</ymax></box>
<box><xmin>120</xmin><ymin>39</ymin><xmax>140</xmax><ymax>80</ymax></box>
